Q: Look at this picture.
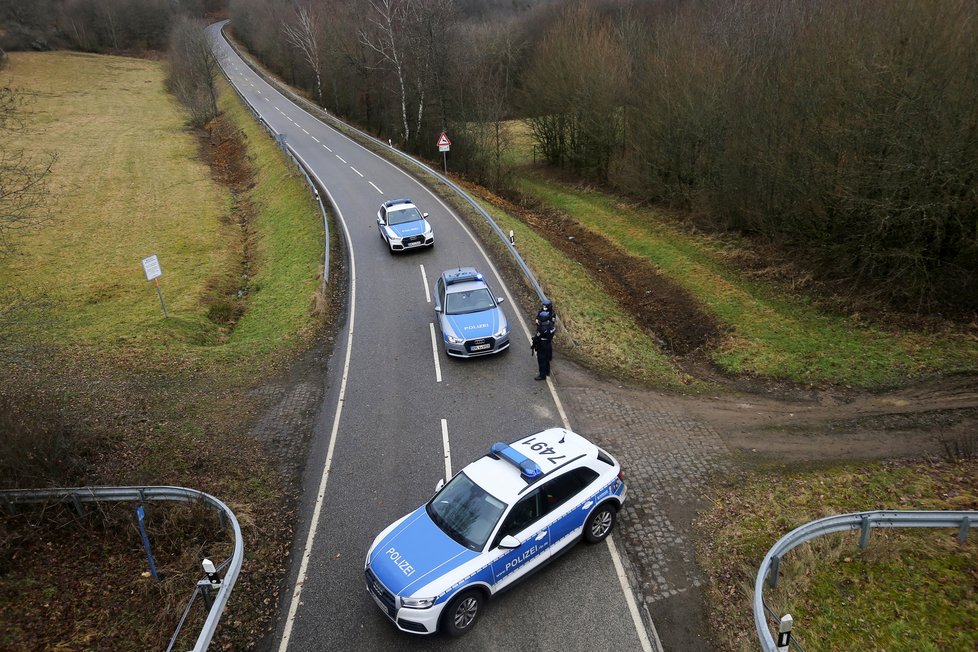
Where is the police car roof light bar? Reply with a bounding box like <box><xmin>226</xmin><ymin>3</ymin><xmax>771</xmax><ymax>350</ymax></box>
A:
<box><xmin>489</xmin><ymin>442</ymin><xmax>542</xmax><ymax>480</ymax></box>
<box><xmin>383</xmin><ymin>197</ymin><xmax>413</xmax><ymax>208</ymax></box>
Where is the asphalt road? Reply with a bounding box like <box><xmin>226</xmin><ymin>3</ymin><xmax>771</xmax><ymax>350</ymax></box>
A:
<box><xmin>209</xmin><ymin>23</ymin><xmax>652</xmax><ymax>652</ymax></box>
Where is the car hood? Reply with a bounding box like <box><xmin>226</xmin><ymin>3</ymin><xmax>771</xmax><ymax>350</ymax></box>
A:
<box><xmin>368</xmin><ymin>506</ymin><xmax>479</xmax><ymax>597</ymax></box>
<box><xmin>443</xmin><ymin>308</ymin><xmax>504</xmax><ymax>340</ymax></box>
<box><xmin>388</xmin><ymin>219</ymin><xmax>428</xmax><ymax>238</ymax></box>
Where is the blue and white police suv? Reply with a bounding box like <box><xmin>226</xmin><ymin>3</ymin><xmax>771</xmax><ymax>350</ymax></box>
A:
<box><xmin>433</xmin><ymin>267</ymin><xmax>510</xmax><ymax>357</ymax></box>
<box><xmin>376</xmin><ymin>198</ymin><xmax>434</xmax><ymax>253</ymax></box>
<box><xmin>364</xmin><ymin>428</ymin><xmax>626</xmax><ymax>637</ymax></box>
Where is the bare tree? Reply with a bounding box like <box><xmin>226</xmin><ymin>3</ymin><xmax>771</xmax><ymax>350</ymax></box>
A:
<box><xmin>166</xmin><ymin>17</ymin><xmax>220</xmax><ymax>127</ymax></box>
<box><xmin>359</xmin><ymin>0</ymin><xmax>412</xmax><ymax>143</ymax></box>
<box><xmin>282</xmin><ymin>3</ymin><xmax>324</xmax><ymax>106</ymax></box>
<box><xmin>0</xmin><ymin>82</ymin><xmax>57</xmax><ymax>254</ymax></box>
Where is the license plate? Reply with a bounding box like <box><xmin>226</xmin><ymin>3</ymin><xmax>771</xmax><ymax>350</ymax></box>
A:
<box><xmin>471</xmin><ymin>343</ymin><xmax>491</xmax><ymax>351</ymax></box>
<box><xmin>406</xmin><ymin>241</ymin><xmax>422</xmax><ymax>247</ymax></box>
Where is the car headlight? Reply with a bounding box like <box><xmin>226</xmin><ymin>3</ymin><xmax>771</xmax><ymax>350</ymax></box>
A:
<box><xmin>401</xmin><ymin>596</ymin><xmax>435</xmax><ymax>609</ymax></box>
<box><xmin>423</xmin><ymin>224</ymin><xmax>433</xmax><ymax>236</ymax></box>
<box><xmin>447</xmin><ymin>334</ymin><xmax>465</xmax><ymax>344</ymax></box>
<box><xmin>494</xmin><ymin>324</ymin><xmax>509</xmax><ymax>338</ymax></box>
<box><xmin>385</xmin><ymin>228</ymin><xmax>401</xmax><ymax>242</ymax></box>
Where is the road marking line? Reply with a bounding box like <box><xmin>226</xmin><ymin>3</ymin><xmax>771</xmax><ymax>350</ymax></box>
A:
<box><xmin>311</xmin><ymin>136</ymin><xmax>319</xmax><ymax>143</ymax></box>
<box><xmin>275</xmin><ymin>171</ymin><xmax>357</xmax><ymax>652</ymax></box>
<box><xmin>302</xmin><ymin>127</ymin><xmax>309</xmax><ymax>134</ymax></box>
<box><xmin>335</xmin><ymin>154</ymin><xmax>347</xmax><ymax>164</ymax></box>
<box><xmin>274</xmin><ymin>105</ymin><xmax>280</xmax><ymax>111</ymax></box>
<box><xmin>429</xmin><ymin>323</ymin><xmax>442</xmax><ymax>383</ymax></box>
<box><xmin>420</xmin><ymin>264</ymin><xmax>430</xmax><ymax>303</ymax></box>
<box><xmin>323</xmin><ymin>145</ymin><xmax>332</xmax><ymax>152</ymax></box>
<box><xmin>441</xmin><ymin>418</ymin><xmax>452</xmax><ymax>478</ymax></box>
<box><xmin>369</xmin><ymin>181</ymin><xmax>383</xmax><ymax>194</ymax></box>
<box><xmin>350</xmin><ymin>166</ymin><xmax>363</xmax><ymax>177</ymax></box>
<box><xmin>609</xmin><ymin>535</ymin><xmax>658</xmax><ymax>652</ymax></box>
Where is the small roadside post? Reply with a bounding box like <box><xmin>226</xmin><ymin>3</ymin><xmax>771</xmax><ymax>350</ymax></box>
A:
<box><xmin>437</xmin><ymin>131</ymin><xmax>451</xmax><ymax>174</ymax></box>
<box><xmin>198</xmin><ymin>558</ymin><xmax>223</xmax><ymax>610</ymax></box>
<box><xmin>141</xmin><ymin>254</ymin><xmax>168</xmax><ymax>319</ymax></box>
<box><xmin>776</xmin><ymin>614</ymin><xmax>793</xmax><ymax>651</ymax></box>
<box><xmin>135</xmin><ymin>505</ymin><xmax>159</xmax><ymax>581</ymax></box>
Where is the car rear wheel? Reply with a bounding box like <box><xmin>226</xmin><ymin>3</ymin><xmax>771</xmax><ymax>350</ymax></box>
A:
<box><xmin>441</xmin><ymin>589</ymin><xmax>483</xmax><ymax>637</ymax></box>
<box><xmin>584</xmin><ymin>503</ymin><xmax>617</xmax><ymax>543</ymax></box>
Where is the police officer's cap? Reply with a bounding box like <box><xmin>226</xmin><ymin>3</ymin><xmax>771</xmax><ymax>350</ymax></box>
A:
<box><xmin>537</xmin><ymin>310</ymin><xmax>552</xmax><ymax>322</ymax></box>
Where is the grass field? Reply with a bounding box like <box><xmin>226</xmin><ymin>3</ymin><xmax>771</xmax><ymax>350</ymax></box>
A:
<box><xmin>0</xmin><ymin>51</ymin><xmax>323</xmax><ymax>366</ymax></box>
<box><xmin>0</xmin><ymin>51</ymin><xmax>326</xmax><ymax>649</ymax></box>
<box><xmin>514</xmin><ymin>173</ymin><xmax>978</xmax><ymax>387</ymax></box>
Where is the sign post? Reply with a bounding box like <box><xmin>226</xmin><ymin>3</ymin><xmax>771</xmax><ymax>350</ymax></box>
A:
<box><xmin>436</xmin><ymin>131</ymin><xmax>451</xmax><ymax>174</ymax></box>
<box><xmin>141</xmin><ymin>254</ymin><xmax>168</xmax><ymax>319</ymax></box>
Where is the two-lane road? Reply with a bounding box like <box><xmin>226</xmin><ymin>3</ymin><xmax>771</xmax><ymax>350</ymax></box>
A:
<box><xmin>210</xmin><ymin>23</ymin><xmax>653</xmax><ymax>651</ymax></box>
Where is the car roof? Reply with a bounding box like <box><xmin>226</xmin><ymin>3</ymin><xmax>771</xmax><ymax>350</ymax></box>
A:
<box><xmin>382</xmin><ymin>197</ymin><xmax>416</xmax><ymax>210</ymax></box>
<box><xmin>463</xmin><ymin>428</ymin><xmax>598</xmax><ymax>505</ymax></box>
<box><xmin>441</xmin><ymin>267</ymin><xmax>488</xmax><ymax>290</ymax></box>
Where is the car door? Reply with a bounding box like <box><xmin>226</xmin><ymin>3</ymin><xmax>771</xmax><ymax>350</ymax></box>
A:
<box><xmin>539</xmin><ymin>468</ymin><xmax>599</xmax><ymax>553</ymax></box>
<box><xmin>489</xmin><ymin>490</ymin><xmax>551</xmax><ymax>592</ymax></box>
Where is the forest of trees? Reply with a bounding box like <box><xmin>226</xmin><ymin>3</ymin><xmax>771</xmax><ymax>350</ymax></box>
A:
<box><xmin>2</xmin><ymin>0</ymin><xmax>974</xmax><ymax>312</ymax></box>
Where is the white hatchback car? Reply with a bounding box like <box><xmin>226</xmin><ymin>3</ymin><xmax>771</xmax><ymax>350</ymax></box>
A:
<box><xmin>364</xmin><ymin>428</ymin><xmax>626</xmax><ymax>636</ymax></box>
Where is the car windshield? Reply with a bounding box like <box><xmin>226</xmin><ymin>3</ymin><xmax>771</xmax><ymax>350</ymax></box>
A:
<box><xmin>427</xmin><ymin>472</ymin><xmax>506</xmax><ymax>551</ymax></box>
<box><xmin>445</xmin><ymin>288</ymin><xmax>495</xmax><ymax>315</ymax></box>
<box><xmin>387</xmin><ymin>207</ymin><xmax>423</xmax><ymax>225</ymax></box>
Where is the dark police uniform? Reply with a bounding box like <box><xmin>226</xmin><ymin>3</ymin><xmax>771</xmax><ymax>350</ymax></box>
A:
<box><xmin>532</xmin><ymin>310</ymin><xmax>555</xmax><ymax>380</ymax></box>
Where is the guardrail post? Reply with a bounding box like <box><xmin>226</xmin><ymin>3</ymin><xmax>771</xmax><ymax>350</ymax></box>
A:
<box><xmin>767</xmin><ymin>555</ymin><xmax>781</xmax><ymax>589</ymax></box>
<box><xmin>959</xmin><ymin>518</ymin><xmax>971</xmax><ymax>544</ymax></box>
<box><xmin>71</xmin><ymin>494</ymin><xmax>85</xmax><ymax>518</ymax></box>
<box><xmin>858</xmin><ymin>515</ymin><xmax>871</xmax><ymax>548</ymax></box>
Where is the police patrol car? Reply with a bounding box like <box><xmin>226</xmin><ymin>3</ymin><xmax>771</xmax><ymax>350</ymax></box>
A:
<box><xmin>364</xmin><ymin>428</ymin><xmax>626</xmax><ymax>636</ymax></box>
<box><xmin>376</xmin><ymin>198</ymin><xmax>434</xmax><ymax>252</ymax></box>
<box><xmin>434</xmin><ymin>267</ymin><xmax>510</xmax><ymax>357</ymax></box>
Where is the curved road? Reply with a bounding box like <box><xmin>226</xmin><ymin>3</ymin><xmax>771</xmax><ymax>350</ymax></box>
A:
<box><xmin>209</xmin><ymin>24</ymin><xmax>654</xmax><ymax>652</ymax></box>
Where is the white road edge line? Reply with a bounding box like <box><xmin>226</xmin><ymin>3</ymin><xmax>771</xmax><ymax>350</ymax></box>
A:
<box><xmin>420</xmin><ymin>264</ymin><xmax>431</xmax><ymax>303</ymax></box>
<box><xmin>429</xmin><ymin>323</ymin><xmax>442</xmax><ymax>383</ymax></box>
<box><xmin>441</xmin><ymin>418</ymin><xmax>452</xmax><ymax>479</ymax></box>
<box><xmin>369</xmin><ymin>181</ymin><xmax>383</xmax><ymax>194</ymax></box>
<box><xmin>275</xmin><ymin>165</ymin><xmax>357</xmax><ymax>652</ymax></box>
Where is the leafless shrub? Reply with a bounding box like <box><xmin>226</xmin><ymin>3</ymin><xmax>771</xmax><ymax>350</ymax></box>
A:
<box><xmin>165</xmin><ymin>17</ymin><xmax>219</xmax><ymax>128</ymax></box>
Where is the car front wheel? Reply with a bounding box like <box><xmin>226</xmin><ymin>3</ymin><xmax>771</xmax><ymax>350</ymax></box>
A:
<box><xmin>441</xmin><ymin>589</ymin><xmax>483</xmax><ymax>637</ymax></box>
<box><xmin>584</xmin><ymin>503</ymin><xmax>617</xmax><ymax>543</ymax></box>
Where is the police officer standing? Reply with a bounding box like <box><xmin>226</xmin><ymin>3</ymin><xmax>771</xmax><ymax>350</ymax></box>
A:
<box><xmin>531</xmin><ymin>309</ymin><xmax>555</xmax><ymax>380</ymax></box>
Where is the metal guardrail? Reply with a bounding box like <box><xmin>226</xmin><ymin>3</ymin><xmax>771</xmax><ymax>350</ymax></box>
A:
<box><xmin>215</xmin><ymin>22</ymin><xmax>549</xmax><ymax>305</ymax></box>
<box><xmin>212</xmin><ymin>30</ymin><xmax>332</xmax><ymax>287</ymax></box>
<box><xmin>1</xmin><ymin>486</ymin><xmax>244</xmax><ymax>652</ymax></box>
<box><xmin>754</xmin><ymin>510</ymin><xmax>978</xmax><ymax>651</ymax></box>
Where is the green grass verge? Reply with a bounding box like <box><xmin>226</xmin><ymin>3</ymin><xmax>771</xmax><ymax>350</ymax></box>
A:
<box><xmin>469</xmin><ymin>195</ymin><xmax>695</xmax><ymax>389</ymax></box>
<box><xmin>515</xmin><ymin>173</ymin><xmax>978</xmax><ymax>387</ymax></box>
<box><xmin>698</xmin><ymin>461</ymin><xmax>977</xmax><ymax>651</ymax></box>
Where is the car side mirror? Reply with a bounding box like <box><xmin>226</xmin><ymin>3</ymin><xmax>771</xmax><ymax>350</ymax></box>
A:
<box><xmin>434</xmin><ymin>479</ymin><xmax>445</xmax><ymax>492</ymax></box>
<box><xmin>498</xmin><ymin>535</ymin><xmax>520</xmax><ymax>550</ymax></box>
<box><xmin>496</xmin><ymin>297</ymin><xmax>505</xmax><ymax>304</ymax></box>
<box><xmin>422</xmin><ymin>212</ymin><xmax>429</xmax><ymax>219</ymax></box>
<box><xmin>434</xmin><ymin>305</ymin><xmax>442</xmax><ymax>313</ymax></box>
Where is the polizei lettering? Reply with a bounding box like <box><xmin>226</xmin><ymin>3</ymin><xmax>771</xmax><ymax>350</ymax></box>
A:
<box><xmin>463</xmin><ymin>323</ymin><xmax>489</xmax><ymax>331</ymax></box>
<box><xmin>503</xmin><ymin>544</ymin><xmax>541</xmax><ymax>573</ymax></box>
<box><xmin>386</xmin><ymin>547</ymin><xmax>416</xmax><ymax>576</ymax></box>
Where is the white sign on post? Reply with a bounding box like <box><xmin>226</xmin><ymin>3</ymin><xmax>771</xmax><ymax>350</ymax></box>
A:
<box><xmin>142</xmin><ymin>255</ymin><xmax>162</xmax><ymax>281</ymax></box>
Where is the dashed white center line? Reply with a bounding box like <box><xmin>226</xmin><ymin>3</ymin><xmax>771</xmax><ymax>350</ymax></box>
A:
<box><xmin>420</xmin><ymin>264</ymin><xmax>431</xmax><ymax>303</ymax></box>
<box><xmin>323</xmin><ymin>145</ymin><xmax>332</xmax><ymax>152</ymax></box>
<box><xmin>264</xmin><ymin>97</ymin><xmax>269</xmax><ymax>101</ymax></box>
<box><xmin>311</xmin><ymin>136</ymin><xmax>320</xmax><ymax>143</ymax></box>
<box><xmin>369</xmin><ymin>181</ymin><xmax>383</xmax><ymax>194</ymax></box>
<box><xmin>350</xmin><ymin>167</ymin><xmax>363</xmax><ymax>177</ymax></box>
<box><xmin>429</xmin><ymin>323</ymin><xmax>442</xmax><ymax>383</ymax></box>
<box><xmin>440</xmin><ymin>419</ymin><xmax>452</xmax><ymax>478</ymax></box>
<box><xmin>274</xmin><ymin>106</ymin><xmax>280</xmax><ymax>111</ymax></box>
<box><xmin>335</xmin><ymin>154</ymin><xmax>347</xmax><ymax>164</ymax></box>
<box><xmin>301</xmin><ymin>128</ymin><xmax>309</xmax><ymax>134</ymax></box>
